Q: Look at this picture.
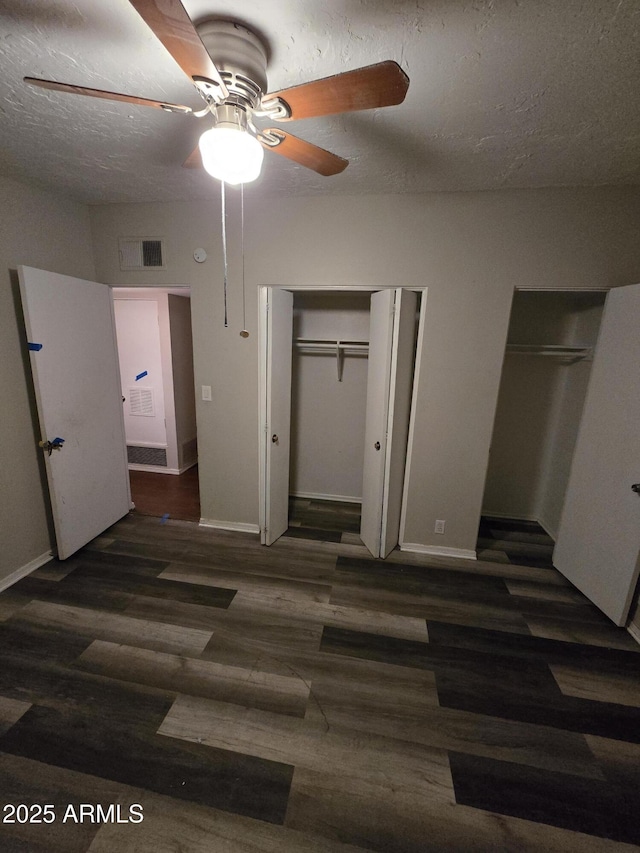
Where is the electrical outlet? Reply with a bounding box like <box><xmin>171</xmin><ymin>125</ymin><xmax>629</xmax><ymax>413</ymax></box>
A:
<box><xmin>201</xmin><ymin>385</ymin><xmax>212</xmax><ymax>401</ymax></box>
<box><xmin>434</xmin><ymin>519</ymin><xmax>446</xmax><ymax>534</ymax></box>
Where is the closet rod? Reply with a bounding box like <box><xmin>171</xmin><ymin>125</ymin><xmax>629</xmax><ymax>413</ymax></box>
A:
<box><xmin>506</xmin><ymin>344</ymin><xmax>592</xmax><ymax>360</ymax></box>
<box><xmin>293</xmin><ymin>338</ymin><xmax>369</xmax><ymax>381</ymax></box>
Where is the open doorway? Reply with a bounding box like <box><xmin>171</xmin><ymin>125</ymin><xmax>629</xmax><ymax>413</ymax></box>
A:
<box><xmin>478</xmin><ymin>289</ymin><xmax>606</xmax><ymax>561</ymax></box>
<box><xmin>259</xmin><ymin>286</ymin><xmax>425</xmax><ymax>556</ymax></box>
<box><xmin>111</xmin><ymin>287</ymin><xmax>200</xmax><ymax>522</ymax></box>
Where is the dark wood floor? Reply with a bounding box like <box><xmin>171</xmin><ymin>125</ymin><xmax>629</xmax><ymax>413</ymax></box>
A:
<box><xmin>0</xmin><ymin>508</ymin><xmax>639</xmax><ymax>851</ymax></box>
<box><xmin>129</xmin><ymin>465</ymin><xmax>200</xmax><ymax>522</ymax></box>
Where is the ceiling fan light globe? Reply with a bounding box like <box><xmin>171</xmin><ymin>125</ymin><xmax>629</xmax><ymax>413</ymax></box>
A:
<box><xmin>198</xmin><ymin>126</ymin><xmax>263</xmax><ymax>185</ymax></box>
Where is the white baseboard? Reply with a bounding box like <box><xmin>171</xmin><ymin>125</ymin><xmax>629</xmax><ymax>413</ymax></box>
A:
<box><xmin>0</xmin><ymin>551</ymin><xmax>53</xmax><ymax>592</ymax></box>
<box><xmin>290</xmin><ymin>491</ymin><xmax>361</xmax><ymax>504</ymax></box>
<box><xmin>199</xmin><ymin>518</ymin><xmax>260</xmax><ymax>534</ymax></box>
<box><xmin>400</xmin><ymin>543</ymin><xmax>477</xmax><ymax>561</ymax></box>
<box><xmin>482</xmin><ymin>510</ymin><xmax>539</xmax><ymax>522</ymax></box>
<box><xmin>127</xmin><ymin>464</ymin><xmax>192</xmax><ymax>475</ymax></box>
<box><xmin>627</xmin><ymin>623</ymin><xmax>640</xmax><ymax>647</ymax></box>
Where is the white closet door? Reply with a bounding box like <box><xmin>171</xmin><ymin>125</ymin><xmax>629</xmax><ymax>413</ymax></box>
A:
<box><xmin>554</xmin><ymin>283</ymin><xmax>640</xmax><ymax>625</ymax></box>
<box><xmin>18</xmin><ymin>266</ymin><xmax>130</xmax><ymax>559</ymax></box>
<box><xmin>360</xmin><ymin>289</ymin><xmax>417</xmax><ymax>558</ymax></box>
<box><xmin>381</xmin><ymin>289</ymin><xmax>418</xmax><ymax>557</ymax></box>
<box><xmin>261</xmin><ymin>287</ymin><xmax>293</xmax><ymax>545</ymax></box>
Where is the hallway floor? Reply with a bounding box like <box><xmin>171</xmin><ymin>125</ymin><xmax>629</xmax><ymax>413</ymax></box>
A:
<box><xmin>0</xmin><ymin>512</ymin><xmax>638</xmax><ymax>851</ymax></box>
<box><xmin>129</xmin><ymin>465</ymin><xmax>200</xmax><ymax>523</ymax></box>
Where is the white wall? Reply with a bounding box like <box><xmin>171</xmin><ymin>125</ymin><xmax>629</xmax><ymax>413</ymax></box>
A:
<box><xmin>88</xmin><ymin>187</ymin><xmax>640</xmax><ymax>556</ymax></box>
<box><xmin>168</xmin><ymin>293</ymin><xmax>197</xmax><ymax>470</ymax></box>
<box><xmin>290</xmin><ymin>291</ymin><xmax>370</xmax><ymax>501</ymax></box>
<box><xmin>535</xmin><ymin>296</ymin><xmax>605</xmax><ymax>536</ymax></box>
<box><xmin>0</xmin><ymin>176</ymin><xmax>95</xmax><ymax>582</ymax></box>
<box><xmin>114</xmin><ymin>298</ymin><xmax>168</xmax><ymax>447</ymax></box>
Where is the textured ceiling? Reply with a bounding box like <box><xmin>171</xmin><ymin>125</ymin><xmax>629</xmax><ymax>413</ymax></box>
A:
<box><xmin>0</xmin><ymin>0</ymin><xmax>638</xmax><ymax>203</ymax></box>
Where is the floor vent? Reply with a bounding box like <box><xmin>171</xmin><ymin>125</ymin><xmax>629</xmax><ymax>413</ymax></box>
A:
<box><xmin>127</xmin><ymin>446</ymin><xmax>167</xmax><ymax>466</ymax></box>
<box><xmin>118</xmin><ymin>237</ymin><xmax>166</xmax><ymax>270</ymax></box>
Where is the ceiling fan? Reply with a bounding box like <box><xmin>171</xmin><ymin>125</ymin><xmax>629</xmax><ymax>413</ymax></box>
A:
<box><xmin>24</xmin><ymin>0</ymin><xmax>410</xmax><ymax>185</ymax></box>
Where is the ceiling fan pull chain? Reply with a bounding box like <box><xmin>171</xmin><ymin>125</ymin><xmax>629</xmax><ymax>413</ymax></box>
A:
<box><xmin>221</xmin><ymin>180</ymin><xmax>228</xmax><ymax>328</ymax></box>
<box><xmin>240</xmin><ymin>183</ymin><xmax>249</xmax><ymax>337</ymax></box>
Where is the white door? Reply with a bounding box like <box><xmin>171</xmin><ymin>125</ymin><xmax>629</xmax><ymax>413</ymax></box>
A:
<box><xmin>259</xmin><ymin>287</ymin><xmax>293</xmax><ymax>545</ymax></box>
<box><xmin>554</xmin><ymin>283</ymin><xmax>640</xmax><ymax>625</ymax></box>
<box><xmin>360</xmin><ymin>289</ymin><xmax>418</xmax><ymax>558</ymax></box>
<box><xmin>18</xmin><ymin>266</ymin><xmax>131</xmax><ymax>559</ymax></box>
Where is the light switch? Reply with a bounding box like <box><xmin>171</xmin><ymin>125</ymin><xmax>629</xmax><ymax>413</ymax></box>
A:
<box><xmin>201</xmin><ymin>385</ymin><xmax>212</xmax><ymax>401</ymax></box>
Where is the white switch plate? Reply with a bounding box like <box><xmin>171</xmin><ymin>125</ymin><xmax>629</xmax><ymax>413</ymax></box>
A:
<box><xmin>201</xmin><ymin>385</ymin><xmax>212</xmax><ymax>401</ymax></box>
<box><xmin>434</xmin><ymin>519</ymin><xmax>446</xmax><ymax>534</ymax></box>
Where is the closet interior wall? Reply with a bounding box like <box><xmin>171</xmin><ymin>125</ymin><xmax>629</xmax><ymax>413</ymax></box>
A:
<box><xmin>290</xmin><ymin>291</ymin><xmax>370</xmax><ymax>503</ymax></box>
<box><xmin>482</xmin><ymin>291</ymin><xmax>606</xmax><ymax>539</ymax></box>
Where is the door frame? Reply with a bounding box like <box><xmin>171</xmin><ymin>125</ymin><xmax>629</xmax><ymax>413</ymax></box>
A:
<box><xmin>258</xmin><ymin>284</ymin><xmax>427</xmax><ymax>548</ymax></box>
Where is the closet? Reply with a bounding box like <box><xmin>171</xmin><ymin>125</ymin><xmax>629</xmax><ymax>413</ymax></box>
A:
<box><xmin>482</xmin><ymin>290</ymin><xmax>606</xmax><ymax>539</ymax></box>
<box><xmin>259</xmin><ymin>286</ymin><xmax>424</xmax><ymax>557</ymax></box>
<box><xmin>290</xmin><ymin>290</ymin><xmax>371</xmax><ymax>504</ymax></box>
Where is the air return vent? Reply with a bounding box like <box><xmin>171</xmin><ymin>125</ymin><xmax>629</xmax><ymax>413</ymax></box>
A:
<box><xmin>129</xmin><ymin>387</ymin><xmax>155</xmax><ymax>417</ymax></box>
<box><xmin>118</xmin><ymin>237</ymin><xmax>166</xmax><ymax>270</ymax></box>
<box><xmin>127</xmin><ymin>446</ymin><xmax>167</xmax><ymax>467</ymax></box>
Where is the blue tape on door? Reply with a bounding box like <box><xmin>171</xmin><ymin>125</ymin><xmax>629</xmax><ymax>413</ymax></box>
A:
<box><xmin>28</xmin><ymin>342</ymin><xmax>43</xmax><ymax>351</ymax></box>
<box><xmin>135</xmin><ymin>371</ymin><xmax>148</xmax><ymax>381</ymax></box>
<box><xmin>160</xmin><ymin>513</ymin><xmax>170</xmax><ymax>524</ymax></box>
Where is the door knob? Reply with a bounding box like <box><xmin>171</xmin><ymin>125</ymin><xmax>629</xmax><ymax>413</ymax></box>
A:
<box><xmin>272</xmin><ymin>434</ymin><xmax>279</xmax><ymax>443</ymax></box>
<box><xmin>632</xmin><ymin>484</ymin><xmax>640</xmax><ymax>494</ymax></box>
<box><xmin>39</xmin><ymin>438</ymin><xmax>65</xmax><ymax>456</ymax></box>
<box><xmin>374</xmin><ymin>441</ymin><xmax>381</xmax><ymax>451</ymax></box>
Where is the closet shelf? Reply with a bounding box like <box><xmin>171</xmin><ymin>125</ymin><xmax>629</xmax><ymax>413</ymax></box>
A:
<box><xmin>506</xmin><ymin>344</ymin><xmax>592</xmax><ymax>361</ymax></box>
<box><xmin>293</xmin><ymin>338</ymin><xmax>369</xmax><ymax>381</ymax></box>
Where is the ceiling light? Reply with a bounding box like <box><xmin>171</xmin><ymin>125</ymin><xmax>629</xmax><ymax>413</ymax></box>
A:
<box><xmin>198</xmin><ymin>105</ymin><xmax>264</xmax><ymax>185</ymax></box>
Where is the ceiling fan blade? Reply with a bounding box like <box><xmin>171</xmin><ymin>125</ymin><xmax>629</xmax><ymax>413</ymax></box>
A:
<box><xmin>128</xmin><ymin>0</ymin><xmax>228</xmax><ymax>97</ymax></box>
<box><xmin>24</xmin><ymin>77</ymin><xmax>193</xmax><ymax>113</ymax></box>
<box><xmin>183</xmin><ymin>145</ymin><xmax>202</xmax><ymax>169</ymax></box>
<box><xmin>266</xmin><ymin>60</ymin><xmax>409</xmax><ymax>121</ymax></box>
<box><xmin>262</xmin><ymin>129</ymin><xmax>348</xmax><ymax>176</ymax></box>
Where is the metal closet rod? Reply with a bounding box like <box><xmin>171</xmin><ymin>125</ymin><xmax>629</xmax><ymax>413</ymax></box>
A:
<box><xmin>293</xmin><ymin>338</ymin><xmax>369</xmax><ymax>381</ymax></box>
<box><xmin>506</xmin><ymin>344</ymin><xmax>592</xmax><ymax>360</ymax></box>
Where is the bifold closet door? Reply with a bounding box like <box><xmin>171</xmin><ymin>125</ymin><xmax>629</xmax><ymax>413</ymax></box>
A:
<box><xmin>554</xmin><ymin>283</ymin><xmax>640</xmax><ymax>625</ymax></box>
<box><xmin>360</xmin><ymin>288</ymin><xmax>418</xmax><ymax>558</ymax></box>
<box><xmin>260</xmin><ymin>287</ymin><xmax>293</xmax><ymax>545</ymax></box>
<box><xmin>18</xmin><ymin>265</ymin><xmax>130</xmax><ymax>559</ymax></box>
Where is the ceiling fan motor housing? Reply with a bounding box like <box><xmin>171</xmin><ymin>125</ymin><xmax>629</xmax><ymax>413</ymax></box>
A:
<box><xmin>197</xmin><ymin>20</ymin><xmax>268</xmax><ymax>109</ymax></box>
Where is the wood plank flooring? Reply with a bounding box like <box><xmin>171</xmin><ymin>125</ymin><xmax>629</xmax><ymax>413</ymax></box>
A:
<box><xmin>129</xmin><ymin>465</ymin><xmax>200</xmax><ymax>522</ymax></box>
<box><xmin>0</xmin><ymin>504</ymin><xmax>639</xmax><ymax>851</ymax></box>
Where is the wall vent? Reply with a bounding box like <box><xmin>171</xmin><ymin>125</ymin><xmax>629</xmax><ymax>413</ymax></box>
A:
<box><xmin>119</xmin><ymin>237</ymin><xmax>166</xmax><ymax>270</ymax></box>
<box><xmin>129</xmin><ymin>387</ymin><xmax>155</xmax><ymax>417</ymax></box>
<box><xmin>127</xmin><ymin>445</ymin><xmax>167</xmax><ymax>466</ymax></box>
